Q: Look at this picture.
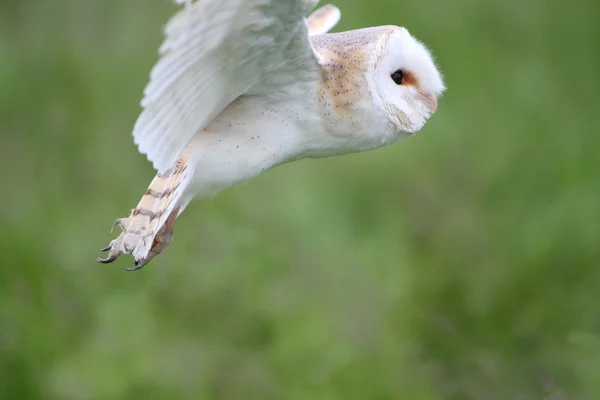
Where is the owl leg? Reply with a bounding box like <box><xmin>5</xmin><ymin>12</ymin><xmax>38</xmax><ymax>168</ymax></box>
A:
<box><xmin>131</xmin><ymin>207</ymin><xmax>178</xmax><ymax>269</ymax></box>
<box><xmin>97</xmin><ymin>154</ymin><xmax>191</xmax><ymax>271</ymax></box>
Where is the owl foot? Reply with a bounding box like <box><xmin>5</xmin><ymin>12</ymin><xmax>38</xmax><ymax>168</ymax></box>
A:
<box><xmin>97</xmin><ymin>208</ymin><xmax>178</xmax><ymax>271</ymax></box>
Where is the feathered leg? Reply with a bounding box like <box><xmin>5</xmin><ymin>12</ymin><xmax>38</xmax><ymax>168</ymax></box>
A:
<box><xmin>98</xmin><ymin>153</ymin><xmax>191</xmax><ymax>270</ymax></box>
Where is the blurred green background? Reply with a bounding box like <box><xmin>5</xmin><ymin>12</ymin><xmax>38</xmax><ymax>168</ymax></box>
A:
<box><xmin>1</xmin><ymin>0</ymin><xmax>599</xmax><ymax>398</ymax></box>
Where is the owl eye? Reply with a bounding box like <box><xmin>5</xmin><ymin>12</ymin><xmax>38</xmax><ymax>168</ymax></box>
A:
<box><xmin>391</xmin><ymin>70</ymin><xmax>404</xmax><ymax>85</ymax></box>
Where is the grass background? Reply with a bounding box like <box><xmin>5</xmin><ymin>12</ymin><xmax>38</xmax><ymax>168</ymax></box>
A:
<box><xmin>1</xmin><ymin>0</ymin><xmax>599</xmax><ymax>398</ymax></box>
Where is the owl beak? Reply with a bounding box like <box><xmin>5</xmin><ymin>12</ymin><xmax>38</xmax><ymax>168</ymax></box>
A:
<box><xmin>423</xmin><ymin>92</ymin><xmax>438</xmax><ymax>113</ymax></box>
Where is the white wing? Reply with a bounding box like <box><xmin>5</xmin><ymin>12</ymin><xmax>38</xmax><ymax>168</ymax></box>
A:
<box><xmin>134</xmin><ymin>0</ymin><xmax>324</xmax><ymax>173</ymax></box>
<box><xmin>307</xmin><ymin>4</ymin><xmax>341</xmax><ymax>36</ymax></box>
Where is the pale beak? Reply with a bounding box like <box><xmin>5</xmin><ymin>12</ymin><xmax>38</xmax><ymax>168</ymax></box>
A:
<box><xmin>423</xmin><ymin>92</ymin><xmax>438</xmax><ymax>113</ymax></box>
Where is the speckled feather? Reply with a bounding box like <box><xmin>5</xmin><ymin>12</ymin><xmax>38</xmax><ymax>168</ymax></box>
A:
<box><xmin>312</xmin><ymin>27</ymin><xmax>392</xmax><ymax>116</ymax></box>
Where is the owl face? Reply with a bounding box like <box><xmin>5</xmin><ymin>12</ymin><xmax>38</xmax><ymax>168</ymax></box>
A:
<box><xmin>371</xmin><ymin>27</ymin><xmax>445</xmax><ymax>135</ymax></box>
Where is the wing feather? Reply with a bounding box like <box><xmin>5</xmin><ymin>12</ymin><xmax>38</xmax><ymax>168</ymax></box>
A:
<box><xmin>133</xmin><ymin>0</ymin><xmax>323</xmax><ymax>173</ymax></box>
<box><xmin>307</xmin><ymin>4</ymin><xmax>341</xmax><ymax>36</ymax></box>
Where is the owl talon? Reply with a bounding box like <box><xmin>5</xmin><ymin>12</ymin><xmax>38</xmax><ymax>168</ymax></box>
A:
<box><xmin>97</xmin><ymin>254</ymin><xmax>118</xmax><ymax>264</ymax></box>
<box><xmin>97</xmin><ymin>238</ymin><xmax>124</xmax><ymax>263</ymax></box>
<box><xmin>111</xmin><ymin>218</ymin><xmax>126</xmax><ymax>233</ymax></box>
<box><xmin>97</xmin><ymin>218</ymin><xmax>131</xmax><ymax>265</ymax></box>
<box><xmin>97</xmin><ymin>208</ymin><xmax>178</xmax><ymax>269</ymax></box>
<box><xmin>125</xmin><ymin>260</ymin><xmax>146</xmax><ymax>271</ymax></box>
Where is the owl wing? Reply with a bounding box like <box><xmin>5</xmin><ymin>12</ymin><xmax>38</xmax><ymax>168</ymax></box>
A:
<box><xmin>307</xmin><ymin>4</ymin><xmax>341</xmax><ymax>36</ymax></box>
<box><xmin>134</xmin><ymin>0</ymin><xmax>326</xmax><ymax>173</ymax></box>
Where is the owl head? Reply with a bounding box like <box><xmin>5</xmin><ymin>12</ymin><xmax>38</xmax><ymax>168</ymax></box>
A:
<box><xmin>370</xmin><ymin>26</ymin><xmax>445</xmax><ymax>134</ymax></box>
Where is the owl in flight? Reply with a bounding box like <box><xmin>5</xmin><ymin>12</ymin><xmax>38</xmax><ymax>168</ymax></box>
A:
<box><xmin>98</xmin><ymin>0</ymin><xmax>445</xmax><ymax>270</ymax></box>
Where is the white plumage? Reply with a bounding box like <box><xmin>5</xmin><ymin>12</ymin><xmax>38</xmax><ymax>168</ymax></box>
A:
<box><xmin>98</xmin><ymin>0</ymin><xmax>445</xmax><ymax>270</ymax></box>
<box><xmin>135</xmin><ymin>0</ymin><xmax>322</xmax><ymax>173</ymax></box>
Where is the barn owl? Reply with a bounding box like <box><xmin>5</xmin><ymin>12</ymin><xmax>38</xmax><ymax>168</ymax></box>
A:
<box><xmin>98</xmin><ymin>0</ymin><xmax>445</xmax><ymax>270</ymax></box>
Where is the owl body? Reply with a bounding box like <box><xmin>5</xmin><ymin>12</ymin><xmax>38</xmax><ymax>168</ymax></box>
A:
<box><xmin>180</xmin><ymin>30</ymin><xmax>403</xmax><ymax>207</ymax></box>
<box><xmin>98</xmin><ymin>1</ymin><xmax>445</xmax><ymax>269</ymax></box>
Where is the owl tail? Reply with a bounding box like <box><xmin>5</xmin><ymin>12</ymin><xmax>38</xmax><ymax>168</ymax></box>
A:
<box><xmin>97</xmin><ymin>153</ymin><xmax>192</xmax><ymax>270</ymax></box>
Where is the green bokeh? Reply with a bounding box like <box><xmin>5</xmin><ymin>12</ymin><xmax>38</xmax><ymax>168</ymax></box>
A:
<box><xmin>1</xmin><ymin>0</ymin><xmax>599</xmax><ymax>398</ymax></box>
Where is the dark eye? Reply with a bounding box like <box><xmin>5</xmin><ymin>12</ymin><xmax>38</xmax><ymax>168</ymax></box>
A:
<box><xmin>391</xmin><ymin>70</ymin><xmax>404</xmax><ymax>85</ymax></box>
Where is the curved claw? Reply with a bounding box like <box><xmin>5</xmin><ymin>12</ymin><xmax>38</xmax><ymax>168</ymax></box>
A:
<box><xmin>100</xmin><ymin>244</ymin><xmax>111</xmax><ymax>252</ymax></box>
<box><xmin>125</xmin><ymin>260</ymin><xmax>145</xmax><ymax>271</ymax></box>
<box><xmin>111</xmin><ymin>218</ymin><xmax>126</xmax><ymax>233</ymax></box>
<box><xmin>97</xmin><ymin>255</ymin><xmax>118</xmax><ymax>264</ymax></box>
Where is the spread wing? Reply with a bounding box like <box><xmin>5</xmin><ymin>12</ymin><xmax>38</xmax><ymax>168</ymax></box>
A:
<box><xmin>134</xmin><ymin>0</ymin><xmax>325</xmax><ymax>173</ymax></box>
